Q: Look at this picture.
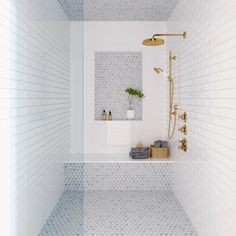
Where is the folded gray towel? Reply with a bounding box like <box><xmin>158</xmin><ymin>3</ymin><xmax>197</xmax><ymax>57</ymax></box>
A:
<box><xmin>130</xmin><ymin>147</ymin><xmax>149</xmax><ymax>153</ymax></box>
<box><xmin>130</xmin><ymin>151</ymin><xmax>149</xmax><ymax>156</ymax></box>
<box><xmin>129</xmin><ymin>147</ymin><xmax>149</xmax><ymax>159</ymax></box>
<box><xmin>154</xmin><ymin>140</ymin><xmax>162</xmax><ymax>148</ymax></box>
<box><xmin>154</xmin><ymin>140</ymin><xmax>168</xmax><ymax>148</ymax></box>
<box><xmin>134</xmin><ymin>151</ymin><xmax>149</xmax><ymax>156</ymax></box>
<box><xmin>161</xmin><ymin>141</ymin><xmax>168</xmax><ymax>148</ymax></box>
<box><xmin>131</xmin><ymin>154</ymin><xmax>149</xmax><ymax>159</ymax></box>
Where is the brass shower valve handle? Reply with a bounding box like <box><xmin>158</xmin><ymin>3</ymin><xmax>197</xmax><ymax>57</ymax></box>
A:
<box><xmin>178</xmin><ymin>124</ymin><xmax>187</xmax><ymax>135</ymax></box>
<box><xmin>179</xmin><ymin>112</ymin><xmax>187</xmax><ymax>122</ymax></box>
<box><xmin>170</xmin><ymin>55</ymin><xmax>176</xmax><ymax>61</ymax></box>
<box><xmin>179</xmin><ymin>138</ymin><xmax>187</xmax><ymax>145</ymax></box>
<box><xmin>171</xmin><ymin>105</ymin><xmax>178</xmax><ymax>116</ymax></box>
<box><xmin>178</xmin><ymin>138</ymin><xmax>188</xmax><ymax>152</ymax></box>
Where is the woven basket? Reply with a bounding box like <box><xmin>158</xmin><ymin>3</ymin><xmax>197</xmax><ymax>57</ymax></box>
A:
<box><xmin>150</xmin><ymin>145</ymin><xmax>169</xmax><ymax>159</ymax></box>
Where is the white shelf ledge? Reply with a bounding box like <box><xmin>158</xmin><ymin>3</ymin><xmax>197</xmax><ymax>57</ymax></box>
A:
<box><xmin>64</xmin><ymin>153</ymin><xmax>176</xmax><ymax>163</ymax></box>
<box><xmin>94</xmin><ymin>120</ymin><xmax>142</xmax><ymax>122</ymax></box>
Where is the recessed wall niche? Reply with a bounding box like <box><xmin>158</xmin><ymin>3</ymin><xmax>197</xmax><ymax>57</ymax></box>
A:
<box><xmin>95</xmin><ymin>51</ymin><xmax>143</xmax><ymax>120</ymax></box>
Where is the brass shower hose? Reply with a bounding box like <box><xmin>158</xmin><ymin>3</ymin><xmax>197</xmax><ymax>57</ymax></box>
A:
<box><xmin>168</xmin><ymin>77</ymin><xmax>177</xmax><ymax>139</ymax></box>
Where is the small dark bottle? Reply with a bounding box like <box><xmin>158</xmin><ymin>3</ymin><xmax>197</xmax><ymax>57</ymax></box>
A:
<box><xmin>108</xmin><ymin>111</ymin><xmax>112</xmax><ymax>121</ymax></box>
<box><xmin>101</xmin><ymin>110</ymin><xmax>107</xmax><ymax>120</ymax></box>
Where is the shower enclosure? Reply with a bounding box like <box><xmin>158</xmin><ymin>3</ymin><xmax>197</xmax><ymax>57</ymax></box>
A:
<box><xmin>1</xmin><ymin>0</ymin><xmax>236</xmax><ymax>236</ymax></box>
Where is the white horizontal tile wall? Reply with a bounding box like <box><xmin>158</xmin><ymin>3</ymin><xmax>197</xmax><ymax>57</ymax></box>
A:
<box><xmin>0</xmin><ymin>2</ymin><xmax>13</xmax><ymax>235</ymax></box>
<box><xmin>0</xmin><ymin>0</ymin><xmax>70</xmax><ymax>235</ymax></box>
<box><xmin>167</xmin><ymin>0</ymin><xmax>236</xmax><ymax>235</ymax></box>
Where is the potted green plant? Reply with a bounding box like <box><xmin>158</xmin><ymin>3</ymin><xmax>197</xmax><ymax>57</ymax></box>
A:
<box><xmin>125</xmin><ymin>88</ymin><xmax>144</xmax><ymax>120</ymax></box>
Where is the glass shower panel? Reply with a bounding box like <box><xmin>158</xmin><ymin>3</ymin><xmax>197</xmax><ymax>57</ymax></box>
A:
<box><xmin>6</xmin><ymin>0</ymin><xmax>81</xmax><ymax>235</ymax></box>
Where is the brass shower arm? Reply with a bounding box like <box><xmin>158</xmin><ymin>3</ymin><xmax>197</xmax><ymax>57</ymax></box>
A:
<box><xmin>152</xmin><ymin>32</ymin><xmax>186</xmax><ymax>39</ymax></box>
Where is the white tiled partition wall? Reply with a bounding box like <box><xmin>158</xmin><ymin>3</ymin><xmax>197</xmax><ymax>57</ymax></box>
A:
<box><xmin>71</xmin><ymin>22</ymin><xmax>168</xmax><ymax>154</ymax></box>
<box><xmin>0</xmin><ymin>0</ymin><xmax>70</xmax><ymax>235</ymax></box>
<box><xmin>167</xmin><ymin>0</ymin><xmax>236</xmax><ymax>235</ymax></box>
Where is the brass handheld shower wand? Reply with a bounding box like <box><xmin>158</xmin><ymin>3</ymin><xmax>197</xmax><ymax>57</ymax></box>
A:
<box><xmin>153</xmin><ymin>52</ymin><xmax>178</xmax><ymax>139</ymax></box>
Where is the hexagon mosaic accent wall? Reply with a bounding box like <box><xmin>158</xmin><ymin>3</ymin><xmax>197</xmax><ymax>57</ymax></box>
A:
<box><xmin>57</xmin><ymin>0</ymin><xmax>180</xmax><ymax>21</ymax></box>
<box><xmin>64</xmin><ymin>163</ymin><xmax>173</xmax><ymax>191</ymax></box>
<box><xmin>95</xmin><ymin>51</ymin><xmax>142</xmax><ymax>120</ymax></box>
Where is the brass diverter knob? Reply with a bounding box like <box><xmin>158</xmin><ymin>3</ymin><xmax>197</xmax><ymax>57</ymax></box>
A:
<box><xmin>179</xmin><ymin>124</ymin><xmax>187</xmax><ymax>135</ymax></box>
<box><xmin>179</xmin><ymin>112</ymin><xmax>187</xmax><ymax>122</ymax></box>
<box><xmin>171</xmin><ymin>104</ymin><xmax>178</xmax><ymax>116</ymax></box>
<box><xmin>178</xmin><ymin>138</ymin><xmax>188</xmax><ymax>152</ymax></box>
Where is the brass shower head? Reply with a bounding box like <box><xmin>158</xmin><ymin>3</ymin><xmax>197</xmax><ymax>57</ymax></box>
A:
<box><xmin>143</xmin><ymin>32</ymin><xmax>186</xmax><ymax>46</ymax></box>
<box><xmin>143</xmin><ymin>38</ymin><xmax>165</xmax><ymax>46</ymax></box>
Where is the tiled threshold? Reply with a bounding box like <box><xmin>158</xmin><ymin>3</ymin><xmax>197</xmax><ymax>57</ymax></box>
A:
<box><xmin>65</xmin><ymin>154</ymin><xmax>177</xmax><ymax>163</ymax></box>
<box><xmin>39</xmin><ymin>190</ymin><xmax>197</xmax><ymax>236</ymax></box>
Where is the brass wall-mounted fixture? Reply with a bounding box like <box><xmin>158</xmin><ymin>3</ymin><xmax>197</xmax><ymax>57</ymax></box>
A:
<box><xmin>179</xmin><ymin>113</ymin><xmax>188</xmax><ymax>151</ymax></box>
<box><xmin>153</xmin><ymin>51</ymin><xmax>178</xmax><ymax>139</ymax></box>
<box><xmin>178</xmin><ymin>138</ymin><xmax>188</xmax><ymax>152</ymax></box>
<box><xmin>179</xmin><ymin>112</ymin><xmax>187</xmax><ymax>122</ymax></box>
<box><xmin>143</xmin><ymin>32</ymin><xmax>187</xmax><ymax>139</ymax></box>
<box><xmin>143</xmin><ymin>32</ymin><xmax>186</xmax><ymax>46</ymax></box>
<box><xmin>179</xmin><ymin>124</ymin><xmax>187</xmax><ymax>135</ymax></box>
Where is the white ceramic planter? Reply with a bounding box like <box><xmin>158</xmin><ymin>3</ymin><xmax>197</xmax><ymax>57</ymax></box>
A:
<box><xmin>126</xmin><ymin>110</ymin><xmax>135</xmax><ymax>120</ymax></box>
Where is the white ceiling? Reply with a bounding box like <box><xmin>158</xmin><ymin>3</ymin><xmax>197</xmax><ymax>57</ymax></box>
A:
<box><xmin>57</xmin><ymin>0</ymin><xmax>180</xmax><ymax>21</ymax></box>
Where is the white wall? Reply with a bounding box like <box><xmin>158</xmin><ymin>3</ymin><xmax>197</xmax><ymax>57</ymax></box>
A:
<box><xmin>0</xmin><ymin>1</ymin><xmax>70</xmax><ymax>235</ymax></box>
<box><xmin>168</xmin><ymin>0</ymin><xmax>236</xmax><ymax>235</ymax></box>
<box><xmin>71</xmin><ymin>21</ymin><xmax>168</xmax><ymax>155</ymax></box>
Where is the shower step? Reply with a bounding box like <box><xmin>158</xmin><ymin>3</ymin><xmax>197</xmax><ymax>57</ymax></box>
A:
<box><xmin>64</xmin><ymin>162</ymin><xmax>173</xmax><ymax>191</ymax></box>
